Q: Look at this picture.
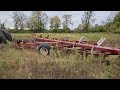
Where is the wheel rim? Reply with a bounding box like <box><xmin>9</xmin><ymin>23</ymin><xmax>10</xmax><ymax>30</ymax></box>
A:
<box><xmin>39</xmin><ymin>47</ymin><xmax>48</xmax><ymax>55</ymax></box>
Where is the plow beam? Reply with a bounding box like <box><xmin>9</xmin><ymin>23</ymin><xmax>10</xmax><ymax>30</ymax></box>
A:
<box><xmin>36</xmin><ymin>37</ymin><xmax>120</xmax><ymax>55</ymax></box>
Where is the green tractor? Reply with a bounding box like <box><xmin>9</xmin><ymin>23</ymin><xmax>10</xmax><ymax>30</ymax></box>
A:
<box><xmin>0</xmin><ymin>29</ymin><xmax>12</xmax><ymax>44</ymax></box>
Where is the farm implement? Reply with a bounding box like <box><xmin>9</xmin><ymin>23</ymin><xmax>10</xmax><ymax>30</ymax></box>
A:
<box><xmin>12</xmin><ymin>33</ymin><xmax>120</xmax><ymax>59</ymax></box>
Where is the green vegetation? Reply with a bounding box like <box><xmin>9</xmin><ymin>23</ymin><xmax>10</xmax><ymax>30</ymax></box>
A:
<box><xmin>0</xmin><ymin>11</ymin><xmax>120</xmax><ymax>79</ymax></box>
<box><xmin>0</xmin><ymin>33</ymin><xmax>120</xmax><ymax>79</ymax></box>
<box><xmin>6</xmin><ymin>11</ymin><xmax>119</xmax><ymax>34</ymax></box>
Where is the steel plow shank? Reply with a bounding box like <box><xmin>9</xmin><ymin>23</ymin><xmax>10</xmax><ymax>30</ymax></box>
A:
<box><xmin>36</xmin><ymin>38</ymin><xmax>120</xmax><ymax>55</ymax></box>
<box><xmin>12</xmin><ymin>35</ymin><xmax>120</xmax><ymax>56</ymax></box>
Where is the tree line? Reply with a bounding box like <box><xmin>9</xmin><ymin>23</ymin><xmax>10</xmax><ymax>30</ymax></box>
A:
<box><xmin>1</xmin><ymin>11</ymin><xmax>120</xmax><ymax>33</ymax></box>
<box><xmin>11</xmin><ymin>11</ymin><xmax>74</xmax><ymax>33</ymax></box>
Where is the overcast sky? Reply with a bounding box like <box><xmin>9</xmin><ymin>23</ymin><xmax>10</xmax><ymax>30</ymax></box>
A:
<box><xmin>0</xmin><ymin>11</ymin><xmax>114</xmax><ymax>29</ymax></box>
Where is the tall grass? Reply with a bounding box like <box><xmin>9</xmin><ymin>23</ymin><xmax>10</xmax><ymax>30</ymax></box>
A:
<box><xmin>0</xmin><ymin>33</ymin><xmax>120</xmax><ymax>79</ymax></box>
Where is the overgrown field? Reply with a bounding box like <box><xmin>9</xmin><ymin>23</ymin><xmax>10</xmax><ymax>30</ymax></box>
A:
<box><xmin>0</xmin><ymin>33</ymin><xmax>120</xmax><ymax>79</ymax></box>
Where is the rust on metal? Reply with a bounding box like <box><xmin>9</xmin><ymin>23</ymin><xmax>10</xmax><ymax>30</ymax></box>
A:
<box><xmin>12</xmin><ymin>34</ymin><xmax>120</xmax><ymax>56</ymax></box>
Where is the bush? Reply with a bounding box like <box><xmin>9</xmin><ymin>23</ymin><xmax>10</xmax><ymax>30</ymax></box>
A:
<box><xmin>9</xmin><ymin>29</ymin><xmax>49</xmax><ymax>33</ymax></box>
<box><xmin>112</xmin><ymin>28</ymin><xmax>120</xmax><ymax>34</ymax></box>
<box><xmin>10</xmin><ymin>29</ymin><xmax>32</xmax><ymax>33</ymax></box>
<box><xmin>94</xmin><ymin>26</ymin><xmax>105</xmax><ymax>32</ymax></box>
<box><xmin>9</xmin><ymin>27</ymin><xmax>120</xmax><ymax>34</ymax></box>
<box><xmin>49</xmin><ymin>29</ymin><xmax>59</xmax><ymax>33</ymax></box>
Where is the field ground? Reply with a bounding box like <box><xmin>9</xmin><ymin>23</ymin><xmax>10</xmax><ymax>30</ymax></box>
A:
<box><xmin>0</xmin><ymin>33</ymin><xmax>120</xmax><ymax>79</ymax></box>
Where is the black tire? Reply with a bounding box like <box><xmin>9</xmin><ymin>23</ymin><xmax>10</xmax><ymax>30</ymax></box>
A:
<box><xmin>0</xmin><ymin>31</ymin><xmax>7</xmax><ymax>43</ymax></box>
<box><xmin>0</xmin><ymin>30</ymin><xmax>12</xmax><ymax>42</ymax></box>
<box><xmin>38</xmin><ymin>43</ymin><xmax>51</xmax><ymax>55</ymax></box>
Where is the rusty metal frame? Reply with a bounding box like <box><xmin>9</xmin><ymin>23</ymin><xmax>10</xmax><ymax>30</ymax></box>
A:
<box><xmin>12</xmin><ymin>34</ymin><xmax>120</xmax><ymax>56</ymax></box>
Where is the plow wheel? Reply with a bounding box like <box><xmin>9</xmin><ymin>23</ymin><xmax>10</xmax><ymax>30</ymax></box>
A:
<box><xmin>38</xmin><ymin>43</ymin><xmax>51</xmax><ymax>55</ymax></box>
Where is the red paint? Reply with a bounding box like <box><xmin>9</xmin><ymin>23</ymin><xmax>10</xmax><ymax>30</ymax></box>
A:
<box><xmin>12</xmin><ymin>37</ymin><xmax>120</xmax><ymax>55</ymax></box>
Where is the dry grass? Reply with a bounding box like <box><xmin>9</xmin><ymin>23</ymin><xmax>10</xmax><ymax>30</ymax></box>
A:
<box><xmin>0</xmin><ymin>33</ymin><xmax>120</xmax><ymax>79</ymax></box>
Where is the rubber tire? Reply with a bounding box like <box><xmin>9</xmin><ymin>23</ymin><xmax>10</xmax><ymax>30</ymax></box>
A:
<box><xmin>0</xmin><ymin>31</ymin><xmax>7</xmax><ymax>44</ymax></box>
<box><xmin>38</xmin><ymin>43</ymin><xmax>51</xmax><ymax>55</ymax></box>
<box><xmin>0</xmin><ymin>30</ymin><xmax>12</xmax><ymax>42</ymax></box>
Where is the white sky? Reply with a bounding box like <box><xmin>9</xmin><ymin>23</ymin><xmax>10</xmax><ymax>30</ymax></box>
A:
<box><xmin>0</xmin><ymin>11</ymin><xmax>114</xmax><ymax>29</ymax></box>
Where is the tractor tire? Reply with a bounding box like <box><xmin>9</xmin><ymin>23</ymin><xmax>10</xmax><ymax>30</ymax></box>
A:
<box><xmin>0</xmin><ymin>31</ymin><xmax>7</xmax><ymax>44</ymax></box>
<box><xmin>0</xmin><ymin>30</ymin><xmax>12</xmax><ymax>42</ymax></box>
<box><xmin>38</xmin><ymin>43</ymin><xmax>51</xmax><ymax>55</ymax></box>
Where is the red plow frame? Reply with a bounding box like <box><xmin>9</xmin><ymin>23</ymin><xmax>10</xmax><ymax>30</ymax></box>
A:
<box><xmin>12</xmin><ymin>33</ymin><xmax>120</xmax><ymax>57</ymax></box>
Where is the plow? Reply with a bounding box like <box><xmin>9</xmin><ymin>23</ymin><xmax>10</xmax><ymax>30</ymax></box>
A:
<box><xmin>12</xmin><ymin>33</ymin><xmax>120</xmax><ymax>63</ymax></box>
